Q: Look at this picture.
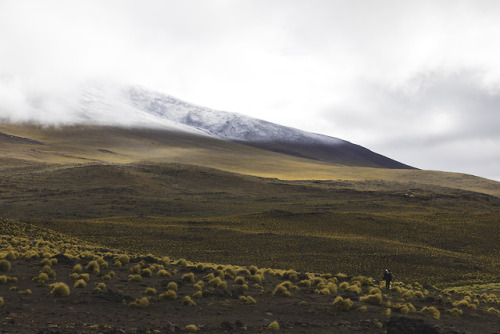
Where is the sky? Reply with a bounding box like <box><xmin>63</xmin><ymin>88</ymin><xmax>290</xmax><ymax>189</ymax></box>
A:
<box><xmin>1</xmin><ymin>0</ymin><xmax>500</xmax><ymax>181</ymax></box>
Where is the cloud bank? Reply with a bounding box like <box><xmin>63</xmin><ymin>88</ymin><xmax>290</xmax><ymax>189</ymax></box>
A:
<box><xmin>1</xmin><ymin>0</ymin><xmax>500</xmax><ymax>180</ymax></box>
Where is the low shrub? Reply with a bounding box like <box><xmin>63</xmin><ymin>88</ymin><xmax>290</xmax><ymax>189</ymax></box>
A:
<box><xmin>273</xmin><ymin>283</ymin><xmax>291</xmax><ymax>297</ymax></box>
<box><xmin>192</xmin><ymin>290</ymin><xmax>203</xmax><ymax>299</ymax></box>
<box><xmin>333</xmin><ymin>296</ymin><xmax>353</xmax><ymax>311</ymax></box>
<box><xmin>33</xmin><ymin>273</ymin><xmax>49</xmax><ymax>284</ymax></box>
<box><xmin>0</xmin><ymin>259</ymin><xmax>11</xmax><ymax>272</ymax></box>
<box><xmin>145</xmin><ymin>287</ymin><xmax>157</xmax><ymax>296</ymax></box>
<box><xmin>185</xmin><ymin>324</ymin><xmax>198</xmax><ymax>332</ymax></box>
<box><xmin>129</xmin><ymin>297</ymin><xmax>149</xmax><ymax>308</ymax></box>
<box><xmin>267</xmin><ymin>321</ymin><xmax>280</xmax><ymax>330</ymax></box>
<box><xmin>74</xmin><ymin>279</ymin><xmax>87</xmax><ymax>288</ymax></box>
<box><xmin>421</xmin><ymin>306</ymin><xmax>440</xmax><ymax>319</ymax></box>
<box><xmin>86</xmin><ymin>261</ymin><xmax>100</xmax><ymax>275</ymax></box>
<box><xmin>360</xmin><ymin>293</ymin><xmax>383</xmax><ymax>305</ymax></box>
<box><xmin>167</xmin><ymin>282</ymin><xmax>178</xmax><ymax>291</ymax></box>
<box><xmin>182</xmin><ymin>272</ymin><xmax>195</xmax><ymax>283</ymax></box>
<box><xmin>128</xmin><ymin>274</ymin><xmax>142</xmax><ymax>282</ymax></box>
<box><xmin>158</xmin><ymin>269</ymin><xmax>171</xmax><ymax>277</ymax></box>
<box><xmin>141</xmin><ymin>268</ymin><xmax>153</xmax><ymax>277</ymax></box>
<box><xmin>116</xmin><ymin>254</ymin><xmax>130</xmax><ymax>265</ymax></box>
<box><xmin>50</xmin><ymin>282</ymin><xmax>70</xmax><ymax>297</ymax></box>
<box><xmin>160</xmin><ymin>289</ymin><xmax>177</xmax><ymax>300</ymax></box>
<box><xmin>234</xmin><ymin>276</ymin><xmax>246</xmax><ymax>285</ymax></box>
<box><xmin>239</xmin><ymin>295</ymin><xmax>257</xmax><ymax>304</ymax></box>
<box><xmin>447</xmin><ymin>308</ymin><xmax>463</xmax><ymax>317</ymax></box>
<box><xmin>182</xmin><ymin>296</ymin><xmax>197</xmax><ymax>306</ymax></box>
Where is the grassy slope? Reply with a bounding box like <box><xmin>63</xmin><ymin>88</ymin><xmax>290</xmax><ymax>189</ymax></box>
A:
<box><xmin>1</xmin><ymin>123</ymin><xmax>499</xmax><ymax>285</ymax></box>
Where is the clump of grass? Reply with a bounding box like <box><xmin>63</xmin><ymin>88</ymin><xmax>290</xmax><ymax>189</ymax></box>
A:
<box><xmin>141</xmin><ymin>268</ymin><xmax>152</xmax><ymax>277</ymax></box>
<box><xmin>487</xmin><ymin>307</ymin><xmax>500</xmax><ymax>316</ymax></box>
<box><xmin>185</xmin><ymin>324</ymin><xmax>198</xmax><ymax>332</ymax></box>
<box><xmin>446</xmin><ymin>308</ymin><xmax>463</xmax><ymax>317</ymax></box>
<box><xmin>50</xmin><ymin>282</ymin><xmax>70</xmax><ymax>297</ymax></box>
<box><xmin>420</xmin><ymin>306</ymin><xmax>440</xmax><ymax>319</ymax></box>
<box><xmin>158</xmin><ymin>269</ymin><xmax>171</xmax><ymax>277</ymax></box>
<box><xmin>19</xmin><ymin>289</ymin><xmax>32</xmax><ymax>295</ymax></box>
<box><xmin>74</xmin><ymin>279</ymin><xmax>87</xmax><ymax>288</ymax></box>
<box><xmin>167</xmin><ymin>281</ymin><xmax>178</xmax><ymax>291</ymax></box>
<box><xmin>192</xmin><ymin>290</ymin><xmax>203</xmax><ymax>299</ymax></box>
<box><xmin>182</xmin><ymin>272</ymin><xmax>195</xmax><ymax>283</ymax></box>
<box><xmin>79</xmin><ymin>273</ymin><xmax>90</xmax><ymax>282</ymax></box>
<box><xmin>182</xmin><ymin>295</ymin><xmax>197</xmax><ymax>306</ymax></box>
<box><xmin>239</xmin><ymin>295</ymin><xmax>257</xmax><ymax>304</ymax></box>
<box><xmin>160</xmin><ymin>290</ymin><xmax>177</xmax><ymax>300</ymax></box>
<box><xmin>144</xmin><ymin>287</ymin><xmax>157</xmax><ymax>296</ymax></box>
<box><xmin>33</xmin><ymin>273</ymin><xmax>49</xmax><ymax>284</ymax></box>
<box><xmin>298</xmin><ymin>279</ymin><xmax>312</xmax><ymax>287</ymax></box>
<box><xmin>128</xmin><ymin>274</ymin><xmax>142</xmax><ymax>282</ymax></box>
<box><xmin>73</xmin><ymin>264</ymin><xmax>83</xmax><ymax>273</ymax></box>
<box><xmin>249</xmin><ymin>274</ymin><xmax>263</xmax><ymax>283</ymax></box>
<box><xmin>116</xmin><ymin>254</ymin><xmax>130</xmax><ymax>265</ymax></box>
<box><xmin>234</xmin><ymin>276</ymin><xmax>246</xmax><ymax>285</ymax></box>
<box><xmin>0</xmin><ymin>259</ymin><xmax>11</xmax><ymax>272</ymax></box>
<box><xmin>5</xmin><ymin>251</ymin><xmax>18</xmax><ymax>260</ymax></box>
<box><xmin>177</xmin><ymin>258</ymin><xmax>188</xmax><ymax>267</ymax></box>
<box><xmin>333</xmin><ymin>296</ymin><xmax>353</xmax><ymax>311</ymax></box>
<box><xmin>86</xmin><ymin>260</ymin><xmax>100</xmax><ymax>275</ymax></box>
<box><xmin>357</xmin><ymin>306</ymin><xmax>367</xmax><ymax>313</ymax></box>
<box><xmin>273</xmin><ymin>283</ymin><xmax>291</xmax><ymax>297</ymax></box>
<box><xmin>129</xmin><ymin>297</ymin><xmax>149</xmax><ymax>308</ymax></box>
<box><xmin>94</xmin><ymin>282</ymin><xmax>106</xmax><ymax>292</ymax></box>
<box><xmin>266</xmin><ymin>321</ymin><xmax>280</xmax><ymax>330</ymax></box>
<box><xmin>360</xmin><ymin>293</ymin><xmax>383</xmax><ymax>305</ymax></box>
<box><xmin>0</xmin><ymin>297</ymin><xmax>3</xmax><ymax>307</ymax></box>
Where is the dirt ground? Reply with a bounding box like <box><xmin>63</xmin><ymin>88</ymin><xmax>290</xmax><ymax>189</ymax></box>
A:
<box><xmin>2</xmin><ymin>257</ymin><xmax>500</xmax><ymax>334</ymax></box>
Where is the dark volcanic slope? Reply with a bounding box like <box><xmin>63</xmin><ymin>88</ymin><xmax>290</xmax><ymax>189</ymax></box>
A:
<box><xmin>240</xmin><ymin>139</ymin><xmax>415</xmax><ymax>169</ymax></box>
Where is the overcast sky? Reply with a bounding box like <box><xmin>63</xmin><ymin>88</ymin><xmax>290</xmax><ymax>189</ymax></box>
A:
<box><xmin>1</xmin><ymin>0</ymin><xmax>500</xmax><ymax>181</ymax></box>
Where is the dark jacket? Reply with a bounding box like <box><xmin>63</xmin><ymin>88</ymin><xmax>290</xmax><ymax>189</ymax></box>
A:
<box><xmin>383</xmin><ymin>271</ymin><xmax>392</xmax><ymax>282</ymax></box>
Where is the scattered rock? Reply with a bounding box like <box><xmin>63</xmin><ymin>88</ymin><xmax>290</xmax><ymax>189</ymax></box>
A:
<box><xmin>386</xmin><ymin>316</ymin><xmax>440</xmax><ymax>334</ymax></box>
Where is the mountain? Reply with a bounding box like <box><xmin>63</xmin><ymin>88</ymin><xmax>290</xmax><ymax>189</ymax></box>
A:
<box><xmin>77</xmin><ymin>83</ymin><xmax>415</xmax><ymax>169</ymax></box>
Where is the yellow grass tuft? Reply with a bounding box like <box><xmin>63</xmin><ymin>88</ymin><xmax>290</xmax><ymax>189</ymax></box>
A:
<box><xmin>185</xmin><ymin>324</ymin><xmax>198</xmax><ymax>332</ymax></box>
<box><xmin>447</xmin><ymin>308</ymin><xmax>463</xmax><ymax>317</ymax></box>
<box><xmin>182</xmin><ymin>272</ymin><xmax>195</xmax><ymax>283</ymax></box>
<box><xmin>192</xmin><ymin>290</ymin><xmax>203</xmax><ymax>299</ymax></box>
<box><xmin>116</xmin><ymin>254</ymin><xmax>130</xmax><ymax>265</ymax></box>
<box><xmin>128</xmin><ymin>274</ymin><xmax>142</xmax><ymax>282</ymax></box>
<box><xmin>158</xmin><ymin>269</ymin><xmax>171</xmax><ymax>277</ymax></box>
<box><xmin>167</xmin><ymin>281</ymin><xmax>178</xmax><ymax>291</ymax></box>
<box><xmin>160</xmin><ymin>289</ymin><xmax>177</xmax><ymax>300</ymax></box>
<box><xmin>239</xmin><ymin>295</ymin><xmax>257</xmax><ymax>304</ymax></box>
<box><xmin>145</xmin><ymin>287</ymin><xmax>157</xmax><ymax>296</ymax></box>
<box><xmin>74</xmin><ymin>279</ymin><xmax>87</xmax><ymax>288</ymax></box>
<box><xmin>273</xmin><ymin>283</ymin><xmax>291</xmax><ymax>297</ymax></box>
<box><xmin>333</xmin><ymin>296</ymin><xmax>353</xmax><ymax>311</ymax></box>
<box><xmin>359</xmin><ymin>293</ymin><xmax>383</xmax><ymax>305</ymax></box>
<box><xmin>0</xmin><ymin>297</ymin><xmax>3</xmax><ymax>307</ymax></box>
<box><xmin>182</xmin><ymin>295</ymin><xmax>197</xmax><ymax>306</ymax></box>
<box><xmin>50</xmin><ymin>282</ymin><xmax>70</xmax><ymax>297</ymax></box>
<box><xmin>421</xmin><ymin>306</ymin><xmax>440</xmax><ymax>319</ymax></box>
<box><xmin>0</xmin><ymin>259</ymin><xmax>11</xmax><ymax>272</ymax></box>
<box><xmin>267</xmin><ymin>321</ymin><xmax>280</xmax><ymax>330</ymax></box>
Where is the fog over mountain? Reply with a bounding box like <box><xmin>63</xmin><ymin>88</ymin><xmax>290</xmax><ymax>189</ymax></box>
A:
<box><xmin>0</xmin><ymin>81</ymin><xmax>413</xmax><ymax>169</ymax></box>
<box><xmin>1</xmin><ymin>1</ymin><xmax>500</xmax><ymax>179</ymax></box>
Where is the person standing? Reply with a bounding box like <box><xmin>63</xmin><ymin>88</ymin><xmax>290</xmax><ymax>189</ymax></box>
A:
<box><xmin>383</xmin><ymin>269</ymin><xmax>392</xmax><ymax>291</ymax></box>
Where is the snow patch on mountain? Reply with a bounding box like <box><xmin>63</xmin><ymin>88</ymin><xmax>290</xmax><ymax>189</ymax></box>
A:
<box><xmin>126</xmin><ymin>85</ymin><xmax>345</xmax><ymax>146</ymax></box>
